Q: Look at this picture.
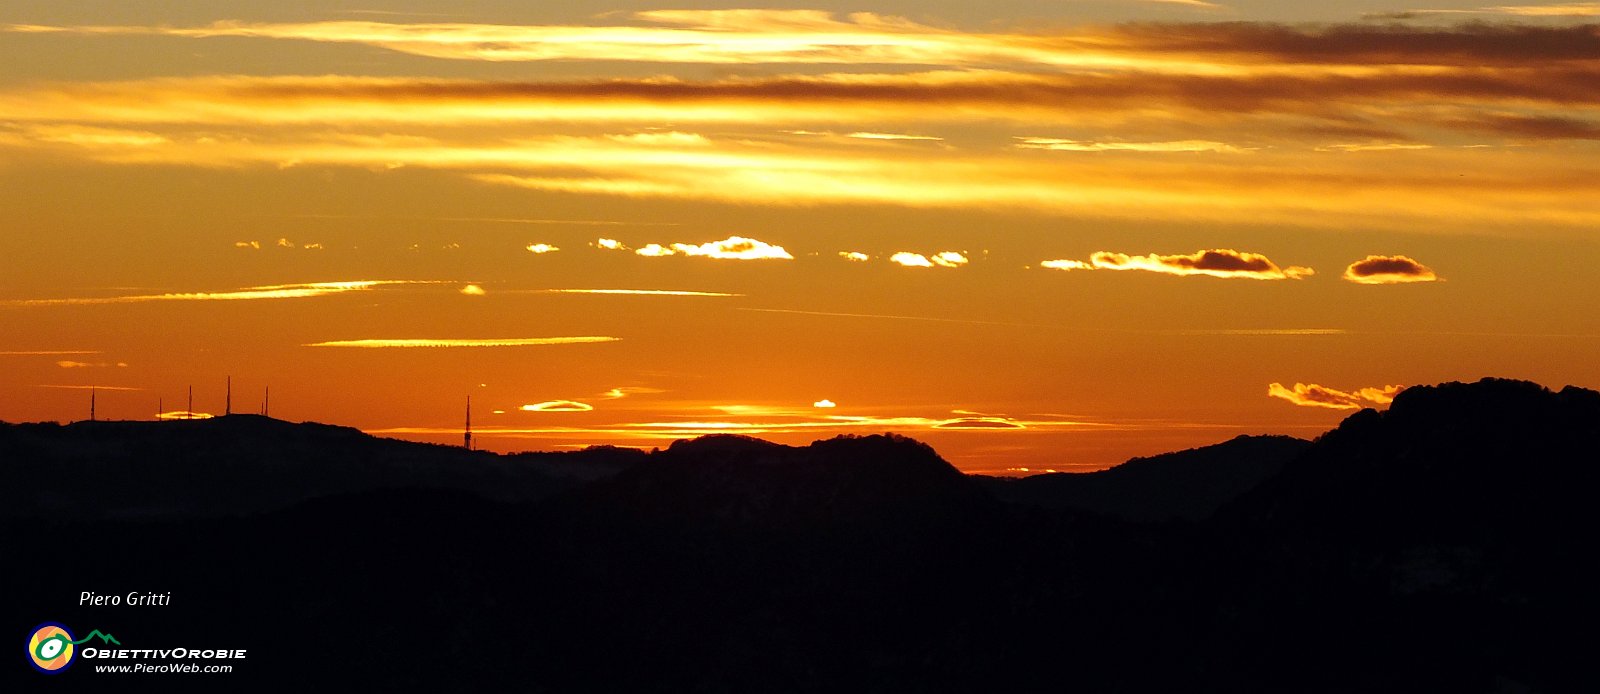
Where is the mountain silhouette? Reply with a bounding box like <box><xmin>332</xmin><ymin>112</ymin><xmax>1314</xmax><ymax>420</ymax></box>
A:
<box><xmin>0</xmin><ymin>414</ymin><xmax>642</xmax><ymax>518</ymax></box>
<box><xmin>977</xmin><ymin>434</ymin><xmax>1309</xmax><ymax>521</ymax></box>
<box><xmin>2</xmin><ymin>378</ymin><xmax>1594</xmax><ymax>692</ymax></box>
<box><xmin>569</xmin><ymin>433</ymin><xmax>995</xmax><ymax>527</ymax></box>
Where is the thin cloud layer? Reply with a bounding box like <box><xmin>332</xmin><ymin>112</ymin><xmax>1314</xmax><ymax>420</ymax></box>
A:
<box><xmin>1386</xmin><ymin>3</ymin><xmax>1600</xmax><ymax>17</ymax></box>
<box><xmin>1016</xmin><ymin>138</ymin><xmax>1244</xmax><ymax>153</ymax></box>
<box><xmin>305</xmin><ymin>337</ymin><xmax>621</xmax><ymax>348</ymax></box>
<box><xmin>1343</xmin><ymin>255</ymin><xmax>1441</xmax><ymax>284</ymax></box>
<box><xmin>13</xmin><ymin>14</ymin><xmax>1600</xmax><ymax>70</ymax></box>
<box><xmin>1</xmin><ymin>281</ymin><xmax>425</xmax><ymax>306</ymax></box>
<box><xmin>935</xmin><ymin>417</ymin><xmax>1027</xmax><ymax>429</ymax></box>
<box><xmin>0</xmin><ymin>20</ymin><xmax>1598</xmax><ymax>232</ymax></box>
<box><xmin>534</xmin><ymin>289</ymin><xmax>740</xmax><ymax>297</ymax></box>
<box><xmin>1268</xmin><ymin>382</ymin><xmax>1406</xmax><ymax>409</ymax></box>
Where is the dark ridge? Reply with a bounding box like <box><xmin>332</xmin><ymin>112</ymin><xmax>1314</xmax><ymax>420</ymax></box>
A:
<box><xmin>3</xmin><ymin>378</ymin><xmax>1596</xmax><ymax>692</ymax></box>
<box><xmin>977</xmin><ymin>434</ymin><xmax>1309</xmax><ymax>521</ymax></box>
<box><xmin>566</xmin><ymin>433</ymin><xmax>994</xmax><ymax>529</ymax></box>
<box><xmin>0</xmin><ymin>414</ymin><xmax>644</xmax><ymax>518</ymax></box>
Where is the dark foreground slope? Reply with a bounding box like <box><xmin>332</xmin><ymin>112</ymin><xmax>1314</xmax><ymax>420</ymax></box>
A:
<box><xmin>3</xmin><ymin>379</ymin><xmax>1595</xmax><ymax>692</ymax></box>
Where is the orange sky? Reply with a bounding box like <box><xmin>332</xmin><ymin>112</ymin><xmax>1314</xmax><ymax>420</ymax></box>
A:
<box><xmin>2</xmin><ymin>2</ymin><xmax>1598</xmax><ymax>473</ymax></box>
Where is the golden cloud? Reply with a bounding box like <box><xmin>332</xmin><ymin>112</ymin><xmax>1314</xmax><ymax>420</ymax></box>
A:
<box><xmin>521</xmin><ymin>400</ymin><xmax>594</xmax><ymax>412</ymax></box>
<box><xmin>630</xmin><ymin>235</ymin><xmax>793</xmax><ymax>260</ymax></box>
<box><xmin>1342</xmin><ymin>255</ymin><xmax>1441</xmax><ymax>284</ymax></box>
<box><xmin>889</xmin><ymin>251</ymin><xmax>968</xmax><ymax>268</ymax></box>
<box><xmin>1268</xmin><ymin>382</ymin><xmax>1406</xmax><ymax>409</ymax></box>
<box><xmin>1040</xmin><ymin>259</ymin><xmax>1092</xmax><ymax>271</ymax></box>
<box><xmin>1089</xmin><ymin>249</ymin><xmax>1314</xmax><ymax>280</ymax></box>
<box><xmin>459</xmin><ymin>284</ymin><xmax>487</xmax><ymax>296</ymax></box>
<box><xmin>157</xmin><ymin>410</ymin><xmax>216</xmax><ymax>420</ymax></box>
<box><xmin>525</xmin><ymin>243</ymin><xmax>559</xmax><ymax>253</ymax></box>
<box><xmin>839</xmin><ymin>251</ymin><xmax>870</xmax><ymax>262</ymax></box>
<box><xmin>889</xmin><ymin>252</ymin><xmax>934</xmax><ymax>268</ymax></box>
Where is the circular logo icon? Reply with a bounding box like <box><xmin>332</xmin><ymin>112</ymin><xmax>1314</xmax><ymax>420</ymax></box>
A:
<box><xmin>28</xmin><ymin>623</ymin><xmax>75</xmax><ymax>674</ymax></box>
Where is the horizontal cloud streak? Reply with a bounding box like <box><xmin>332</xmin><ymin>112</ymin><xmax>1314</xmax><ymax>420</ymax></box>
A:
<box><xmin>1017</xmin><ymin>138</ymin><xmax>1245</xmax><ymax>153</ymax></box>
<box><xmin>2</xmin><ymin>20</ymin><xmax>1598</xmax><ymax>231</ymax></box>
<box><xmin>1081</xmin><ymin>249</ymin><xmax>1313</xmax><ymax>280</ymax></box>
<box><xmin>532</xmin><ymin>289</ymin><xmax>741</xmax><ymax>297</ymax></box>
<box><xmin>6</xmin><ymin>70</ymin><xmax>1600</xmax><ymax>130</ymax></box>
<box><xmin>1</xmin><ymin>281</ymin><xmax>428</xmax><ymax>306</ymax></box>
<box><xmin>631</xmin><ymin>236</ymin><xmax>793</xmax><ymax>260</ymax></box>
<box><xmin>305</xmin><ymin>337</ymin><xmax>621</xmax><ymax>348</ymax></box>
<box><xmin>521</xmin><ymin>400</ymin><xmax>594</xmax><ymax>412</ymax></box>
<box><xmin>11</xmin><ymin>15</ymin><xmax>1600</xmax><ymax>70</ymax></box>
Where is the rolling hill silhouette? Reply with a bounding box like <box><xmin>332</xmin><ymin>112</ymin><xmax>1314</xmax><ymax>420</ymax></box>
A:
<box><xmin>0</xmin><ymin>414</ymin><xmax>641</xmax><ymax>518</ymax></box>
<box><xmin>2</xmin><ymin>378</ymin><xmax>1593</xmax><ymax>692</ymax></box>
<box><xmin>976</xmin><ymin>434</ymin><xmax>1309</xmax><ymax>521</ymax></box>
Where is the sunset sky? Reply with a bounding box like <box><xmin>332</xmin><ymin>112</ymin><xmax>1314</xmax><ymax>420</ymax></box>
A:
<box><xmin>2</xmin><ymin>1</ymin><xmax>1597</xmax><ymax>473</ymax></box>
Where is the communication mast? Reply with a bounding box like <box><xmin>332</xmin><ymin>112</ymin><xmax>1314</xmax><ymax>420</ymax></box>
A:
<box><xmin>464</xmin><ymin>396</ymin><xmax>473</xmax><ymax>451</ymax></box>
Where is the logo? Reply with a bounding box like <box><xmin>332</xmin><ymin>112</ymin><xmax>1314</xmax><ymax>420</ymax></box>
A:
<box><xmin>27</xmin><ymin>623</ymin><xmax>119</xmax><ymax>674</ymax></box>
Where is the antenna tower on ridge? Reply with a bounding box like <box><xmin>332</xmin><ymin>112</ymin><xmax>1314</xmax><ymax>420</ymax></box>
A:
<box><xmin>465</xmin><ymin>396</ymin><xmax>473</xmax><ymax>451</ymax></box>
